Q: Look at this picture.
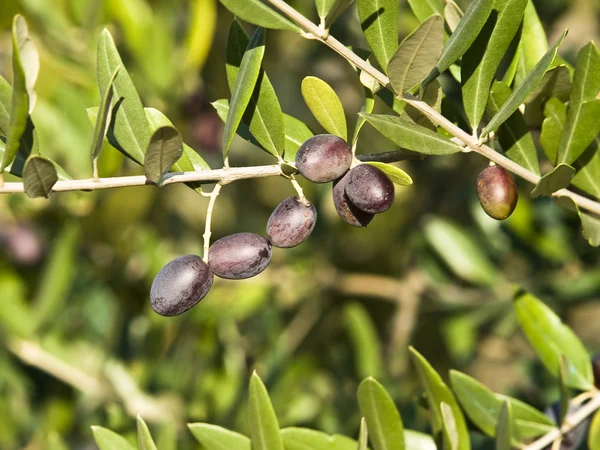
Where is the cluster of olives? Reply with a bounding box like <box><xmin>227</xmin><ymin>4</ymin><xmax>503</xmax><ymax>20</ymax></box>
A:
<box><xmin>476</xmin><ymin>165</ymin><xmax>518</xmax><ymax>220</ymax></box>
<box><xmin>296</xmin><ymin>134</ymin><xmax>395</xmax><ymax>227</ymax></box>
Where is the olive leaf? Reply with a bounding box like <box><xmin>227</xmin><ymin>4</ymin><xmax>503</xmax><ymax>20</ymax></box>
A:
<box><xmin>344</xmin><ymin>302</ymin><xmax>383</xmax><ymax>379</ymax></box>
<box><xmin>530</xmin><ymin>163</ymin><xmax>575</xmax><ymax>198</ymax></box>
<box><xmin>23</xmin><ymin>155</ymin><xmax>58</xmax><ymax>198</ymax></box>
<box><xmin>137</xmin><ymin>416</ymin><xmax>158</xmax><ymax>450</ymax></box>
<box><xmin>188</xmin><ymin>424</ymin><xmax>251</xmax><ymax>450</ymax></box>
<box><xmin>495</xmin><ymin>402</ymin><xmax>513</xmax><ymax>450</ymax></box>
<box><xmin>92</xmin><ymin>426</ymin><xmax>137</xmax><ymax>450</ymax></box>
<box><xmin>248</xmin><ymin>372</ymin><xmax>284</xmax><ymax>450</ymax></box>
<box><xmin>540</xmin><ymin>98</ymin><xmax>566</xmax><ymax>164</ymax></box>
<box><xmin>144</xmin><ymin>126</ymin><xmax>183</xmax><ymax>185</ymax></box>
<box><xmin>324</xmin><ymin>0</ymin><xmax>355</xmax><ymax>29</ymax></box>
<box><xmin>0</xmin><ymin>75</ymin><xmax>12</xmax><ymax>134</ymax></box>
<box><xmin>515</xmin><ymin>1</ymin><xmax>548</xmax><ymax>86</ymax></box>
<box><xmin>302</xmin><ymin>76</ymin><xmax>347</xmax><ymax>140</ymax></box>
<box><xmin>219</xmin><ymin>0</ymin><xmax>300</xmax><ymax>32</ymax></box>
<box><xmin>573</xmin><ymin>138</ymin><xmax>600</xmax><ymax>199</ymax></box>
<box><xmin>357</xmin><ymin>0</ymin><xmax>399</xmax><ymax>73</ymax></box>
<box><xmin>280</xmin><ymin>428</ymin><xmax>357</xmax><ymax>450</ymax></box>
<box><xmin>365</xmin><ymin>162</ymin><xmax>412</xmax><ymax>186</ymax></box>
<box><xmin>408</xmin><ymin>0</ymin><xmax>444</xmax><ymax>23</ymax></box>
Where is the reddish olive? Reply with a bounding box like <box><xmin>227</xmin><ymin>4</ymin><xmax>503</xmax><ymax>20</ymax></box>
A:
<box><xmin>476</xmin><ymin>165</ymin><xmax>518</xmax><ymax>220</ymax></box>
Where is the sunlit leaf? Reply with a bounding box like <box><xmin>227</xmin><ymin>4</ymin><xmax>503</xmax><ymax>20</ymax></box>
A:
<box><xmin>540</xmin><ymin>98</ymin><xmax>566</xmax><ymax>164</ymax></box>
<box><xmin>462</xmin><ymin>0</ymin><xmax>527</xmax><ymax>130</ymax></box>
<box><xmin>389</xmin><ymin>15</ymin><xmax>444</xmax><ymax>95</ymax></box>
<box><xmin>408</xmin><ymin>0</ymin><xmax>444</xmax><ymax>23</ymax></box>
<box><xmin>495</xmin><ymin>402</ymin><xmax>513</xmax><ymax>450</ymax></box>
<box><xmin>249</xmin><ymin>372</ymin><xmax>284</xmax><ymax>450</ymax></box>
<box><xmin>222</xmin><ymin>27</ymin><xmax>266</xmax><ymax>158</ymax></box>
<box><xmin>189</xmin><ymin>424</ymin><xmax>250</xmax><ymax>450</ymax></box>
<box><xmin>530</xmin><ymin>163</ymin><xmax>575</xmax><ymax>198</ymax></box>
<box><xmin>360</xmin><ymin>114</ymin><xmax>462</xmax><ymax>155</ymax></box>
<box><xmin>184</xmin><ymin>0</ymin><xmax>217</xmax><ymax>73</ymax></box>
<box><xmin>364</xmin><ymin>162</ymin><xmax>412</xmax><ymax>186</ymax></box>
<box><xmin>573</xmin><ymin>139</ymin><xmax>600</xmax><ymax>199</ymax></box>
<box><xmin>358</xmin><ymin>418</ymin><xmax>368</xmax><ymax>450</ymax></box>
<box><xmin>137</xmin><ymin>416</ymin><xmax>158</xmax><ymax>450</ymax></box>
<box><xmin>281</xmin><ymin>427</ymin><xmax>356</xmax><ymax>450</ymax></box>
<box><xmin>515</xmin><ymin>1</ymin><xmax>548</xmax><ymax>86</ymax></box>
<box><xmin>482</xmin><ymin>31</ymin><xmax>567</xmax><ymax>137</ymax></box>
<box><xmin>0</xmin><ymin>75</ymin><xmax>11</xmax><ymax>134</ymax></box>
<box><xmin>283</xmin><ymin>115</ymin><xmax>314</xmax><ymax>162</ymax></box>
<box><xmin>23</xmin><ymin>155</ymin><xmax>58</xmax><ymax>198</ymax></box>
<box><xmin>352</xmin><ymin>88</ymin><xmax>376</xmax><ymax>146</ymax></box>
<box><xmin>144</xmin><ymin>126</ymin><xmax>183</xmax><ymax>184</ymax></box>
<box><xmin>444</xmin><ymin>2</ymin><xmax>462</xmax><ymax>32</ymax></box>
<box><xmin>515</xmin><ymin>290</ymin><xmax>594</xmax><ymax>390</ymax></box>
<box><xmin>404</xmin><ymin>430</ymin><xmax>437</xmax><ymax>450</ymax></box>
<box><xmin>302</xmin><ymin>76</ymin><xmax>347</xmax><ymax>140</ymax></box>
<box><xmin>357</xmin><ymin>0</ymin><xmax>399</xmax><ymax>73</ymax></box>
<box><xmin>581</xmin><ymin>212</ymin><xmax>600</xmax><ymax>247</ymax></box>
<box><xmin>92</xmin><ymin>426</ymin><xmax>136</xmax><ymax>450</ymax></box>
<box><xmin>357</xmin><ymin>377</ymin><xmax>405</xmax><ymax>450</ymax></box>
<box><xmin>589</xmin><ymin>410</ymin><xmax>600</xmax><ymax>450</ymax></box>
<box><xmin>219</xmin><ymin>0</ymin><xmax>300</xmax><ymax>32</ymax></box>
<box><xmin>316</xmin><ymin>0</ymin><xmax>336</xmax><ymax>20</ymax></box>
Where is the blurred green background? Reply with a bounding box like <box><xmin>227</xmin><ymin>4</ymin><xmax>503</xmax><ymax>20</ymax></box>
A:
<box><xmin>0</xmin><ymin>0</ymin><xmax>599</xmax><ymax>448</ymax></box>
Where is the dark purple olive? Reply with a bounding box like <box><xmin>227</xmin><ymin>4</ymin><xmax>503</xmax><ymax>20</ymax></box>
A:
<box><xmin>344</xmin><ymin>164</ymin><xmax>395</xmax><ymax>214</ymax></box>
<box><xmin>477</xmin><ymin>165</ymin><xmax>518</xmax><ymax>220</ymax></box>
<box><xmin>295</xmin><ymin>134</ymin><xmax>352</xmax><ymax>183</ymax></box>
<box><xmin>266</xmin><ymin>196</ymin><xmax>317</xmax><ymax>248</ymax></box>
<box><xmin>332</xmin><ymin>171</ymin><xmax>374</xmax><ymax>227</ymax></box>
<box><xmin>209</xmin><ymin>232</ymin><xmax>272</xmax><ymax>279</ymax></box>
<box><xmin>150</xmin><ymin>255</ymin><xmax>213</xmax><ymax>316</ymax></box>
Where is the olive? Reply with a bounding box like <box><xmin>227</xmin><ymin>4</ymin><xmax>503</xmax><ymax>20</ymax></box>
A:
<box><xmin>267</xmin><ymin>196</ymin><xmax>317</xmax><ymax>248</ymax></box>
<box><xmin>476</xmin><ymin>165</ymin><xmax>518</xmax><ymax>220</ymax></box>
<box><xmin>295</xmin><ymin>134</ymin><xmax>352</xmax><ymax>183</ymax></box>
<box><xmin>332</xmin><ymin>171</ymin><xmax>374</xmax><ymax>227</ymax></box>
<box><xmin>345</xmin><ymin>164</ymin><xmax>395</xmax><ymax>214</ymax></box>
<box><xmin>209</xmin><ymin>232</ymin><xmax>272</xmax><ymax>279</ymax></box>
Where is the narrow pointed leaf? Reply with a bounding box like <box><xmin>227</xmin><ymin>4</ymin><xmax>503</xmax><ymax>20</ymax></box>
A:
<box><xmin>226</xmin><ymin>20</ymin><xmax>284</xmax><ymax>158</ymax></box>
<box><xmin>462</xmin><ymin>0</ymin><xmax>527</xmax><ymax>129</ymax></box>
<box><xmin>495</xmin><ymin>402</ymin><xmax>513</xmax><ymax>450</ymax></box>
<box><xmin>137</xmin><ymin>416</ymin><xmax>158</xmax><ymax>450</ymax></box>
<box><xmin>444</xmin><ymin>2</ymin><xmax>462</xmax><ymax>32</ymax></box>
<box><xmin>557</xmin><ymin>42</ymin><xmax>600</xmax><ymax>165</ymax></box>
<box><xmin>441</xmin><ymin>402</ymin><xmax>462</xmax><ymax>450</ymax></box>
<box><xmin>358</xmin><ymin>418</ymin><xmax>368</xmax><ymax>450</ymax></box>
<box><xmin>90</xmin><ymin>65</ymin><xmax>120</xmax><ymax>170</ymax></box>
<box><xmin>409</xmin><ymin>347</ymin><xmax>470</xmax><ymax>449</ymax></box>
<box><xmin>283</xmin><ymin>115</ymin><xmax>314</xmax><ymax>162</ymax></box>
<box><xmin>219</xmin><ymin>0</ymin><xmax>300</xmax><ymax>32</ymax></box>
<box><xmin>360</xmin><ymin>114</ymin><xmax>462</xmax><ymax>155</ymax></box>
<box><xmin>144</xmin><ymin>126</ymin><xmax>183</xmax><ymax>184</ymax></box>
<box><xmin>482</xmin><ymin>31</ymin><xmax>567</xmax><ymax>137</ymax></box>
<box><xmin>188</xmin><ymin>424</ymin><xmax>251</xmax><ymax>450</ymax></box>
<box><xmin>23</xmin><ymin>155</ymin><xmax>58</xmax><ymax>198</ymax></box>
<box><xmin>487</xmin><ymin>81</ymin><xmax>539</xmax><ymax>175</ymax></box>
<box><xmin>344</xmin><ymin>302</ymin><xmax>383</xmax><ymax>379</ymax></box>
<box><xmin>404</xmin><ymin>430</ymin><xmax>437</xmax><ymax>450</ymax></box>
<box><xmin>212</xmin><ymin>99</ymin><xmax>263</xmax><ymax>148</ymax></box>
<box><xmin>353</xmin><ymin>89</ymin><xmax>376</xmax><ymax>146</ymax></box>
<box><xmin>515</xmin><ymin>290</ymin><xmax>594</xmax><ymax>390</ymax></box>
<box><xmin>281</xmin><ymin>428</ymin><xmax>357</xmax><ymax>450</ymax></box>
<box><xmin>222</xmin><ymin>27</ymin><xmax>266</xmax><ymax>158</ymax></box>
<box><xmin>515</xmin><ymin>1</ymin><xmax>548</xmax><ymax>85</ymax></box>
<box><xmin>97</xmin><ymin>29</ymin><xmax>150</xmax><ymax>165</ymax></box>
<box><xmin>408</xmin><ymin>0</ymin><xmax>444</xmax><ymax>23</ymax></box>
<box><xmin>365</xmin><ymin>162</ymin><xmax>412</xmax><ymax>186</ymax></box>
<box><xmin>2</xmin><ymin>15</ymin><xmax>39</xmax><ymax>173</ymax></box>
<box><xmin>325</xmin><ymin>0</ymin><xmax>355</xmax><ymax>29</ymax></box>
<box><xmin>92</xmin><ymin>426</ymin><xmax>136</xmax><ymax>450</ymax></box>
<box><xmin>540</xmin><ymin>98</ymin><xmax>566</xmax><ymax>163</ymax></box>
<box><xmin>389</xmin><ymin>15</ymin><xmax>444</xmax><ymax>95</ymax></box>
<box><xmin>183</xmin><ymin>0</ymin><xmax>217</xmax><ymax>73</ymax></box>
<box><xmin>302</xmin><ymin>76</ymin><xmax>347</xmax><ymax>140</ymax></box>
<box><xmin>450</xmin><ymin>371</ymin><xmax>554</xmax><ymax>443</ymax></box>
<box><xmin>0</xmin><ymin>75</ymin><xmax>11</xmax><ymax>133</ymax></box>
<box><xmin>423</xmin><ymin>0</ymin><xmax>494</xmax><ymax>87</ymax></box>
<box><xmin>249</xmin><ymin>372</ymin><xmax>284</xmax><ymax>450</ymax></box>
<box><xmin>357</xmin><ymin>0</ymin><xmax>399</xmax><ymax>73</ymax></box>
<box><xmin>581</xmin><ymin>212</ymin><xmax>600</xmax><ymax>247</ymax></box>
<box><xmin>530</xmin><ymin>163</ymin><xmax>575</xmax><ymax>198</ymax></box>
<box><xmin>525</xmin><ymin>65</ymin><xmax>571</xmax><ymax>105</ymax></box>
<box><xmin>573</xmin><ymin>138</ymin><xmax>600</xmax><ymax>199</ymax></box>
<box><xmin>316</xmin><ymin>0</ymin><xmax>336</xmax><ymax>20</ymax></box>
<box><xmin>405</xmin><ymin>80</ymin><xmax>442</xmax><ymax>130</ymax></box>
<box><xmin>357</xmin><ymin>377</ymin><xmax>405</xmax><ymax>450</ymax></box>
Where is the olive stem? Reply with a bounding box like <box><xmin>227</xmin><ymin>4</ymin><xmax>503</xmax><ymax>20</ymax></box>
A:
<box><xmin>289</xmin><ymin>177</ymin><xmax>308</xmax><ymax>205</ymax></box>
<box><xmin>202</xmin><ymin>183</ymin><xmax>222</xmax><ymax>263</ymax></box>
<box><xmin>264</xmin><ymin>0</ymin><xmax>600</xmax><ymax>218</ymax></box>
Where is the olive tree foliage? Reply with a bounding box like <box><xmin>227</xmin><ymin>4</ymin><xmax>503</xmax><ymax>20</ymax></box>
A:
<box><xmin>1</xmin><ymin>0</ymin><xmax>600</xmax><ymax>449</ymax></box>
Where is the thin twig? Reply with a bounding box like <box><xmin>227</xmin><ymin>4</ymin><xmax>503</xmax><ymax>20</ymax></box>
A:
<box><xmin>203</xmin><ymin>183</ymin><xmax>222</xmax><ymax>263</ymax></box>
<box><xmin>264</xmin><ymin>0</ymin><xmax>600</xmax><ymax>217</ymax></box>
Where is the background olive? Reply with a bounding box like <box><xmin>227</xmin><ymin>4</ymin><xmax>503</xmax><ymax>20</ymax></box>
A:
<box><xmin>295</xmin><ymin>134</ymin><xmax>352</xmax><ymax>183</ymax></box>
<box><xmin>150</xmin><ymin>254</ymin><xmax>213</xmax><ymax>317</ymax></box>
<box><xmin>332</xmin><ymin>172</ymin><xmax>374</xmax><ymax>227</ymax></box>
<box><xmin>344</xmin><ymin>164</ymin><xmax>395</xmax><ymax>214</ymax></box>
<box><xmin>477</xmin><ymin>165</ymin><xmax>518</xmax><ymax>220</ymax></box>
<box><xmin>267</xmin><ymin>196</ymin><xmax>317</xmax><ymax>248</ymax></box>
<box><xmin>209</xmin><ymin>232</ymin><xmax>272</xmax><ymax>279</ymax></box>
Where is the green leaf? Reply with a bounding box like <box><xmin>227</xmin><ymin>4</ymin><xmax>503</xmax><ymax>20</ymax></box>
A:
<box><xmin>557</xmin><ymin>42</ymin><xmax>600</xmax><ymax>165</ymax></box>
<box><xmin>0</xmin><ymin>75</ymin><xmax>11</xmax><ymax>134</ymax></box>
<box><xmin>450</xmin><ymin>371</ymin><xmax>554</xmax><ymax>443</ymax></box>
<box><xmin>515</xmin><ymin>1</ymin><xmax>548</xmax><ymax>86</ymax></box>
<box><xmin>405</xmin><ymin>80</ymin><xmax>442</xmax><ymax>130</ymax></box>
<box><xmin>487</xmin><ymin>81</ymin><xmax>540</xmax><ymax>175</ymax></box>
<box><xmin>2</xmin><ymin>15</ymin><xmax>39</xmax><ymax>173</ymax></box>
<box><xmin>188</xmin><ymin>424</ymin><xmax>251</xmax><ymax>450</ymax></box>
<box><xmin>525</xmin><ymin>65</ymin><xmax>571</xmax><ymax>106</ymax></box>
<box><xmin>183</xmin><ymin>0</ymin><xmax>217</xmax><ymax>73</ymax></box>
<box><xmin>219</xmin><ymin>0</ymin><xmax>300</xmax><ymax>32</ymax></box>
<box><xmin>530</xmin><ymin>163</ymin><xmax>575</xmax><ymax>198</ymax></box>
<box><xmin>90</xmin><ymin>65</ymin><xmax>120</xmax><ymax>177</ymax></box>
<box><xmin>248</xmin><ymin>372</ymin><xmax>284</xmax><ymax>450</ymax></box>
<box><xmin>144</xmin><ymin>126</ymin><xmax>183</xmax><ymax>184</ymax></box>
<box><xmin>357</xmin><ymin>377</ymin><xmax>405</xmax><ymax>450</ymax></box>
<box><xmin>514</xmin><ymin>290</ymin><xmax>594</xmax><ymax>390</ymax></box>
<box><xmin>404</xmin><ymin>430</ymin><xmax>437</xmax><ymax>450</ymax></box>
<box><xmin>283</xmin><ymin>115</ymin><xmax>314</xmax><ymax>162</ymax></box>
<box><xmin>558</xmin><ymin>355</ymin><xmax>570</xmax><ymax>425</ymax></box>
<box><xmin>357</xmin><ymin>0</ymin><xmax>399</xmax><ymax>73</ymax></box>
<box><xmin>301</xmin><ymin>76</ymin><xmax>347</xmax><ymax>140</ymax></box>
<box><xmin>441</xmin><ymin>402</ymin><xmax>463</xmax><ymax>450</ymax></box>
<box><xmin>97</xmin><ymin>29</ymin><xmax>150</xmax><ymax>165</ymax></box>
<box><xmin>137</xmin><ymin>416</ymin><xmax>158</xmax><ymax>450</ymax></box>
<box><xmin>589</xmin><ymin>410</ymin><xmax>600</xmax><ymax>450</ymax></box>
<box><xmin>495</xmin><ymin>402</ymin><xmax>513</xmax><ymax>450</ymax></box>
<box><xmin>423</xmin><ymin>217</ymin><xmax>500</xmax><ymax>286</ymax></box>
<box><xmin>573</xmin><ymin>138</ymin><xmax>600</xmax><ymax>199</ymax></box>
<box><xmin>92</xmin><ymin>426</ymin><xmax>136</xmax><ymax>450</ymax></box>
<box><xmin>212</xmin><ymin>99</ymin><xmax>262</xmax><ymax>149</ymax></box>
<box><xmin>344</xmin><ymin>302</ymin><xmax>383</xmax><ymax>379</ymax></box>
<box><xmin>364</xmin><ymin>162</ymin><xmax>412</xmax><ymax>186</ymax></box>
<box><xmin>423</xmin><ymin>0</ymin><xmax>493</xmax><ymax>87</ymax></box>
<box><xmin>360</xmin><ymin>114</ymin><xmax>462</xmax><ymax>155</ymax></box>
<box><xmin>316</xmin><ymin>0</ymin><xmax>336</xmax><ymax>20</ymax></box>
<box><xmin>324</xmin><ymin>0</ymin><xmax>355</xmax><ymax>29</ymax></box>
<box><xmin>540</xmin><ymin>98</ymin><xmax>567</xmax><ymax>164</ymax></box>
<box><xmin>461</xmin><ymin>0</ymin><xmax>527</xmax><ymax>130</ymax></box>
<box><xmin>226</xmin><ymin>19</ymin><xmax>284</xmax><ymax>158</ymax></box>
<box><xmin>23</xmin><ymin>155</ymin><xmax>58</xmax><ymax>198</ymax></box>
<box><xmin>581</xmin><ymin>212</ymin><xmax>600</xmax><ymax>247</ymax></box>
<box><xmin>47</xmin><ymin>432</ymin><xmax>69</xmax><ymax>450</ymax></box>
<box><xmin>352</xmin><ymin>89</ymin><xmax>376</xmax><ymax>147</ymax></box>
<box><xmin>409</xmin><ymin>347</ymin><xmax>470</xmax><ymax>450</ymax></box>
<box><xmin>482</xmin><ymin>31</ymin><xmax>567</xmax><ymax>137</ymax></box>
<box><xmin>407</xmin><ymin>0</ymin><xmax>444</xmax><ymax>23</ymax></box>
<box><xmin>444</xmin><ymin>2</ymin><xmax>462</xmax><ymax>33</ymax></box>
<box><xmin>222</xmin><ymin>27</ymin><xmax>266</xmax><ymax>158</ymax></box>
<box><xmin>281</xmin><ymin>428</ymin><xmax>357</xmax><ymax>450</ymax></box>
<box><xmin>388</xmin><ymin>15</ymin><xmax>444</xmax><ymax>95</ymax></box>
